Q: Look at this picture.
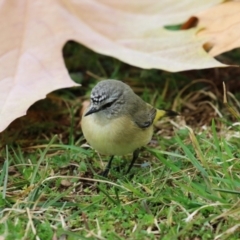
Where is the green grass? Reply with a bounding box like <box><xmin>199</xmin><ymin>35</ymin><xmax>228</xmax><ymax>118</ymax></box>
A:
<box><xmin>0</xmin><ymin>42</ymin><xmax>240</xmax><ymax>239</ymax></box>
<box><xmin>0</xmin><ymin>121</ymin><xmax>239</xmax><ymax>239</ymax></box>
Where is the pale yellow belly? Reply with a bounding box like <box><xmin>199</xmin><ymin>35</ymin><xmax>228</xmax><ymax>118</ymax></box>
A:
<box><xmin>81</xmin><ymin>113</ymin><xmax>153</xmax><ymax>156</ymax></box>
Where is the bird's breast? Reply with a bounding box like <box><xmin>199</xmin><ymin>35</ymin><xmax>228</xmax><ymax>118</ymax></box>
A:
<box><xmin>81</xmin><ymin>112</ymin><xmax>153</xmax><ymax>156</ymax></box>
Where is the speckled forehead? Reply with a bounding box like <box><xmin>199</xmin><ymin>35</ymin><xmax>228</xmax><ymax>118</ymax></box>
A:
<box><xmin>90</xmin><ymin>90</ymin><xmax>107</xmax><ymax>104</ymax></box>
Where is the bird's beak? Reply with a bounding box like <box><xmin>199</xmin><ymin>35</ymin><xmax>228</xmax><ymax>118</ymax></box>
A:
<box><xmin>84</xmin><ymin>106</ymin><xmax>100</xmax><ymax>116</ymax></box>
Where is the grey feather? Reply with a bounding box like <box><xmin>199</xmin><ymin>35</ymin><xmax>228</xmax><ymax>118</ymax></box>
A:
<box><xmin>133</xmin><ymin>107</ymin><xmax>156</xmax><ymax>129</ymax></box>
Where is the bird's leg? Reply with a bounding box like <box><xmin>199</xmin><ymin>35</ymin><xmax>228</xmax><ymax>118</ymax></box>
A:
<box><xmin>100</xmin><ymin>155</ymin><xmax>114</xmax><ymax>177</ymax></box>
<box><xmin>126</xmin><ymin>149</ymin><xmax>140</xmax><ymax>174</ymax></box>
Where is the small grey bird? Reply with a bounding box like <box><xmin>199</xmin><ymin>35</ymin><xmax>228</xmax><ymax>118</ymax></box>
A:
<box><xmin>81</xmin><ymin>79</ymin><xmax>177</xmax><ymax>176</ymax></box>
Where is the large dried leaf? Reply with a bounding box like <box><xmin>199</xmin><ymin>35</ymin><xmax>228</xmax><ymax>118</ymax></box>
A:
<box><xmin>0</xmin><ymin>0</ymin><xmax>225</xmax><ymax>132</ymax></box>
<box><xmin>197</xmin><ymin>0</ymin><xmax>240</xmax><ymax>56</ymax></box>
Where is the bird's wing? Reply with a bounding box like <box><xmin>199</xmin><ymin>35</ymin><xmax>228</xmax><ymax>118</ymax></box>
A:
<box><xmin>133</xmin><ymin>107</ymin><xmax>156</xmax><ymax>129</ymax></box>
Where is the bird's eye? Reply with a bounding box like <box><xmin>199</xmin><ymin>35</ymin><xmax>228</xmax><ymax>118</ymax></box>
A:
<box><xmin>101</xmin><ymin>101</ymin><xmax>114</xmax><ymax>110</ymax></box>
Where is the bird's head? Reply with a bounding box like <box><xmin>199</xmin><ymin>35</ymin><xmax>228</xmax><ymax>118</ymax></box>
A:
<box><xmin>84</xmin><ymin>80</ymin><xmax>132</xmax><ymax>118</ymax></box>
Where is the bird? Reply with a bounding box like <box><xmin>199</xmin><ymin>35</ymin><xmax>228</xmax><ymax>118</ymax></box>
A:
<box><xmin>81</xmin><ymin>79</ymin><xmax>178</xmax><ymax>177</ymax></box>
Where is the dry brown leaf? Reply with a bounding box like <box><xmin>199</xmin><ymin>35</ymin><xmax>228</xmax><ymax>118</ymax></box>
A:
<box><xmin>0</xmin><ymin>0</ymin><xmax>226</xmax><ymax>132</ymax></box>
<box><xmin>197</xmin><ymin>0</ymin><xmax>240</xmax><ymax>56</ymax></box>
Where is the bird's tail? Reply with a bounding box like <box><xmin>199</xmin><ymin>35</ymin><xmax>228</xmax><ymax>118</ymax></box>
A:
<box><xmin>154</xmin><ymin>109</ymin><xmax>178</xmax><ymax>123</ymax></box>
